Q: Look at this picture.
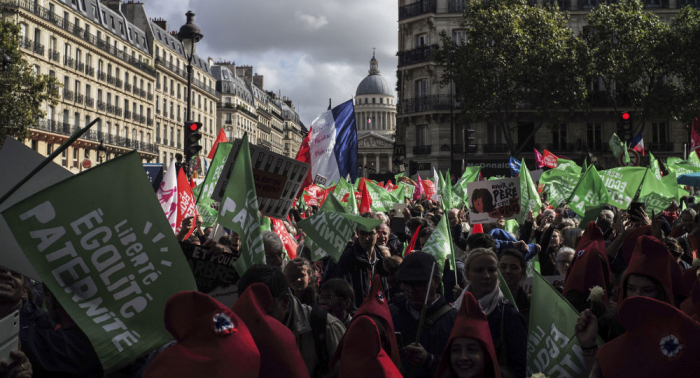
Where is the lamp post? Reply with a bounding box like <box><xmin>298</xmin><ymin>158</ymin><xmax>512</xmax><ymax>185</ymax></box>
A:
<box><xmin>97</xmin><ymin>140</ymin><xmax>106</xmax><ymax>164</ymax></box>
<box><xmin>177</xmin><ymin>10</ymin><xmax>203</xmax><ymax>176</ymax></box>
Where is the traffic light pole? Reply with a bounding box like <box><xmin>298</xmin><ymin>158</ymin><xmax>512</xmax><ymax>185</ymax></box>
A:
<box><xmin>184</xmin><ymin>60</ymin><xmax>193</xmax><ymax>178</ymax></box>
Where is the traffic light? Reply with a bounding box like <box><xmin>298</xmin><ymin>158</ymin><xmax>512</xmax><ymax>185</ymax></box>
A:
<box><xmin>184</xmin><ymin>121</ymin><xmax>203</xmax><ymax>160</ymax></box>
<box><xmin>618</xmin><ymin>112</ymin><xmax>633</xmax><ymax>142</ymax></box>
<box><xmin>409</xmin><ymin>160</ymin><xmax>418</xmax><ymax>176</ymax></box>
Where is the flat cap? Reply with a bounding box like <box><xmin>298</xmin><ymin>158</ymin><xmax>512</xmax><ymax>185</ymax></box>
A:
<box><xmin>396</xmin><ymin>252</ymin><xmax>438</xmax><ymax>283</ymax></box>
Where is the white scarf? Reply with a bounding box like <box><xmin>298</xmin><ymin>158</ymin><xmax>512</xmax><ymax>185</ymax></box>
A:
<box><xmin>453</xmin><ymin>284</ymin><xmax>504</xmax><ymax>316</ymax></box>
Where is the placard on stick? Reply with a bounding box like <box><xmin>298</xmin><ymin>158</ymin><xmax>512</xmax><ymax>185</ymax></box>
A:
<box><xmin>212</xmin><ymin>139</ymin><xmax>310</xmax><ymax>218</ymax></box>
<box><xmin>467</xmin><ymin>177</ymin><xmax>521</xmax><ymax>224</ymax></box>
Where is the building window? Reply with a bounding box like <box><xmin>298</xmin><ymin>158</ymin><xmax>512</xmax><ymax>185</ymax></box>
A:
<box><xmin>452</xmin><ymin>29</ymin><xmax>467</xmax><ymax>45</ymax></box>
<box><xmin>417</xmin><ymin>125</ymin><xmax>429</xmax><ymax>146</ymax></box>
<box><xmin>652</xmin><ymin>122</ymin><xmax>668</xmax><ymax>144</ymax></box>
<box><xmin>73</xmin><ymin>148</ymin><xmax>79</xmax><ymax>168</ymax></box>
<box><xmin>488</xmin><ymin>125</ymin><xmax>503</xmax><ymax>145</ymax></box>
<box><xmin>415</xmin><ymin>79</ymin><xmax>428</xmax><ymax>97</ymax></box>
<box><xmin>46</xmin><ymin>143</ymin><xmax>53</xmax><ymax>155</ymax></box>
<box><xmin>31</xmin><ymin>140</ymin><xmax>37</xmax><ymax>151</ymax></box>
<box><xmin>61</xmin><ymin>150</ymin><xmax>67</xmax><ymax>167</ymax></box>
<box><xmin>552</xmin><ymin>124</ymin><xmax>567</xmax><ymax>150</ymax></box>
<box><xmin>415</xmin><ymin>33</ymin><xmax>427</xmax><ymax>48</ymax></box>
<box><xmin>586</xmin><ymin>123</ymin><xmax>602</xmax><ymax>151</ymax></box>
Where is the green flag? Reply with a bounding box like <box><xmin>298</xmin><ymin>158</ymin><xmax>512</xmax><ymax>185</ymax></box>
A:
<box><xmin>365</xmin><ymin>180</ymin><xmax>397</xmax><ymax>212</ymax></box>
<box><xmin>394</xmin><ymin>171</ymin><xmax>407</xmax><ymax>183</ymax></box>
<box><xmin>452</xmin><ymin>167</ymin><xmax>481</xmax><ymax>208</ymax></box>
<box><xmin>527</xmin><ymin>271</ymin><xmax>603</xmax><ymax>377</ymax></box>
<box><xmin>321</xmin><ymin>190</ymin><xmax>347</xmax><ymax>213</ymax></box>
<box><xmin>218</xmin><ymin>134</ymin><xmax>266</xmax><ymax>276</ymax></box>
<box><xmin>568</xmin><ymin>166</ymin><xmax>610</xmax><ymax>217</ymax></box>
<box><xmin>598</xmin><ymin>167</ymin><xmax>647</xmax><ymax>210</ymax></box>
<box><xmin>420</xmin><ymin>214</ymin><xmax>455</xmax><ymax>272</ymax></box>
<box><xmin>195</xmin><ymin>142</ymin><xmax>234</xmax><ymax>228</ymax></box>
<box><xmin>639</xmin><ymin>168</ymin><xmax>678</xmax><ymax>214</ymax></box>
<box><xmin>1</xmin><ymin>151</ymin><xmax>197</xmax><ymax>373</ymax></box>
<box><xmin>440</xmin><ymin>170</ymin><xmax>454</xmax><ymax>211</ymax></box>
<box><xmin>649</xmin><ymin>152</ymin><xmax>662</xmax><ymax>180</ymax></box>
<box><xmin>623</xmin><ymin>141</ymin><xmax>631</xmax><ymax>164</ymax></box>
<box><xmin>498</xmin><ymin>271</ymin><xmax>518</xmax><ymax>312</ymax></box>
<box><xmin>299</xmin><ymin>212</ymin><xmax>381</xmax><ymax>262</ymax></box>
<box><xmin>333</xmin><ymin>178</ymin><xmax>358</xmax><ymax>215</ymax></box>
<box><xmin>539</xmin><ymin>166</ymin><xmax>581</xmax><ymax>208</ymax></box>
<box><xmin>609</xmin><ymin>133</ymin><xmax>625</xmax><ymax>160</ymax></box>
<box><xmin>516</xmin><ymin>159</ymin><xmax>541</xmax><ymax>224</ymax></box>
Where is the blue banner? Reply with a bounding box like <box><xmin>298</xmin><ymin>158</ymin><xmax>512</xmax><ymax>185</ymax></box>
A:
<box><xmin>509</xmin><ymin>156</ymin><xmax>521</xmax><ymax>177</ymax></box>
<box><xmin>143</xmin><ymin>163</ymin><xmax>164</xmax><ymax>191</ymax></box>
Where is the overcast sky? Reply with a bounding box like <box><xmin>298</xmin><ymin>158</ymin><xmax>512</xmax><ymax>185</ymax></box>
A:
<box><xmin>143</xmin><ymin>0</ymin><xmax>398</xmax><ymax>127</ymax></box>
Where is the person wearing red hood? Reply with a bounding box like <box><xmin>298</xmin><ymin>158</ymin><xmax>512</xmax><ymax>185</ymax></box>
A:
<box><xmin>435</xmin><ymin>291</ymin><xmax>501</xmax><ymax>378</ymax></box>
<box><xmin>334</xmin><ymin>275</ymin><xmax>401</xmax><ymax>377</ymax></box>
<box><xmin>142</xmin><ymin>291</ymin><xmax>260</xmax><ymax>378</ymax></box>
<box><xmin>576</xmin><ymin>296</ymin><xmax>700</xmax><ymax>377</ymax></box>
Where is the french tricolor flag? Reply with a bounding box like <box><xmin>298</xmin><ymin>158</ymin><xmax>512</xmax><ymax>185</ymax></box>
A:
<box><xmin>295</xmin><ymin>99</ymin><xmax>358</xmax><ymax>189</ymax></box>
<box><xmin>631</xmin><ymin>129</ymin><xmax>644</xmax><ymax>156</ymax></box>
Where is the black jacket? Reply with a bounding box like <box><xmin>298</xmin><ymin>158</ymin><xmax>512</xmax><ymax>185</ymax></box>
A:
<box><xmin>488</xmin><ymin>299</ymin><xmax>527</xmax><ymax>378</ymax></box>
<box><xmin>325</xmin><ymin>241</ymin><xmax>388</xmax><ymax>309</ymax></box>
<box><xmin>389</xmin><ymin>296</ymin><xmax>457</xmax><ymax>378</ymax></box>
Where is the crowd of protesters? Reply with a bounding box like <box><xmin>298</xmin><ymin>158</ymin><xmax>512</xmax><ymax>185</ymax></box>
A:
<box><xmin>2</xmin><ymin>182</ymin><xmax>700</xmax><ymax>378</ymax></box>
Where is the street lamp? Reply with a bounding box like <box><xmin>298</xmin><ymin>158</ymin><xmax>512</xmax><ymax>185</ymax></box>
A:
<box><xmin>177</xmin><ymin>10</ymin><xmax>203</xmax><ymax>176</ymax></box>
<box><xmin>97</xmin><ymin>140</ymin><xmax>106</xmax><ymax>164</ymax></box>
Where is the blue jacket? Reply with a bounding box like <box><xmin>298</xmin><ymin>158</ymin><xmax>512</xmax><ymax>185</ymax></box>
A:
<box><xmin>490</xmin><ymin>228</ymin><xmax>539</xmax><ymax>261</ymax></box>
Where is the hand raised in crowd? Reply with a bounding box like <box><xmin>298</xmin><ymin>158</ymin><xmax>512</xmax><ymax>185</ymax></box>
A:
<box><xmin>0</xmin><ymin>350</ymin><xmax>33</xmax><ymax>378</ymax></box>
<box><xmin>526</xmin><ymin>209</ymin><xmax>534</xmax><ymax>224</ymax></box>
<box><xmin>402</xmin><ymin>342</ymin><xmax>429</xmax><ymax>367</ymax></box>
<box><xmin>650</xmin><ymin>210</ymin><xmax>664</xmax><ymax>239</ymax></box>
<box><xmin>575</xmin><ymin>309</ymin><xmax>599</xmax><ymax>350</ymax></box>
<box><xmin>511</xmin><ymin>240</ymin><xmax>529</xmax><ymax>252</ymax></box>
<box><xmin>630</xmin><ymin>207</ymin><xmax>651</xmax><ymax>226</ymax></box>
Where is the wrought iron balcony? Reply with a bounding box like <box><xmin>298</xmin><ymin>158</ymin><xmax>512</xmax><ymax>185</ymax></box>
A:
<box><xmin>156</xmin><ymin>82</ymin><xmax>161</xmax><ymax>90</ymax></box>
<box><xmin>399</xmin><ymin>0</ymin><xmax>436</xmax><ymax>21</ymax></box>
<box><xmin>85</xmin><ymin>97</ymin><xmax>94</xmax><ymax>107</ymax></box>
<box><xmin>124</xmin><ymin>83</ymin><xmax>132</xmax><ymax>92</ymax></box>
<box><xmin>48</xmin><ymin>49</ymin><xmax>59</xmax><ymax>62</ymax></box>
<box><xmin>147</xmin><ymin>93</ymin><xmax>153</xmax><ymax>101</ymax></box>
<box><xmin>98</xmin><ymin>71</ymin><xmax>106</xmax><ymax>81</ymax></box>
<box><xmin>140</xmin><ymin>115</ymin><xmax>146</xmax><ymax>123</ymax></box>
<box><xmin>33</xmin><ymin>42</ymin><xmax>44</xmax><ymax>56</ymax></box>
<box><xmin>452</xmin><ymin>144</ymin><xmax>478</xmax><ymax>154</ymax></box>
<box><xmin>97</xmin><ymin>101</ymin><xmax>105</xmax><ymax>111</ymax></box>
<box><xmin>678</xmin><ymin>0</ymin><xmax>700</xmax><ymax>7</ymax></box>
<box><xmin>106</xmin><ymin>104</ymin><xmax>114</xmax><ymax>114</ymax></box>
<box><xmin>19</xmin><ymin>37</ymin><xmax>31</xmax><ymax>50</ymax></box>
<box><xmin>258</xmin><ymin>122</ymin><xmax>271</xmax><ymax>134</ymax></box>
<box><xmin>147</xmin><ymin>118</ymin><xmax>153</xmax><ymax>126</ymax></box>
<box><xmin>398</xmin><ymin>45</ymin><xmax>435</xmax><ymax>68</ymax></box>
<box><xmin>484</xmin><ymin>144</ymin><xmax>510</xmax><ymax>153</ymax></box>
<box><xmin>413</xmin><ymin>145</ymin><xmax>432</xmax><ymax>155</ymax></box>
<box><xmin>86</xmin><ymin>66</ymin><xmax>94</xmax><ymax>76</ymax></box>
<box><xmin>398</xmin><ymin>95</ymin><xmax>458</xmax><ymax>114</ymax></box>
<box><xmin>75</xmin><ymin>93</ymin><xmax>84</xmax><ymax>104</ymax></box>
<box><xmin>124</xmin><ymin>110</ymin><xmax>132</xmax><ymax>119</ymax></box>
<box><xmin>115</xmin><ymin>78</ymin><xmax>122</xmax><ymax>88</ymax></box>
<box><xmin>140</xmin><ymin>89</ymin><xmax>146</xmax><ymax>98</ymax></box>
<box><xmin>107</xmin><ymin>75</ymin><xmax>115</xmax><ymax>85</ymax></box>
<box><xmin>62</xmin><ymin>89</ymin><xmax>74</xmax><ymax>101</ymax></box>
<box><xmin>156</xmin><ymin>137</ymin><xmax>161</xmax><ymax>144</ymax></box>
<box><xmin>64</xmin><ymin>57</ymin><xmax>74</xmax><ymax>68</ymax></box>
<box><xmin>115</xmin><ymin>107</ymin><xmax>123</xmax><ymax>117</ymax></box>
<box><xmin>133</xmin><ymin>86</ymin><xmax>140</xmax><ymax>95</ymax></box>
<box><xmin>156</xmin><ymin>108</ymin><xmax>161</xmax><ymax>115</ymax></box>
<box><xmin>77</xmin><ymin>62</ymin><xmax>84</xmax><ymax>72</ymax></box>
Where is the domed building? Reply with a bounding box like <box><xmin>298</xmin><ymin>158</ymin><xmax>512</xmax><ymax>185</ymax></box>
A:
<box><xmin>354</xmin><ymin>53</ymin><xmax>397</xmax><ymax>176</ymax></box>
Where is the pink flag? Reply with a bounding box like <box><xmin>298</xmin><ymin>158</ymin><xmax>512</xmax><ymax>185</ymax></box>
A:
<box><xmin>156</xmin><ymin>160</ymin><xmax>178</xmax><ymax>231</ymax></box>
<box><xmin>534</xmin><ymin>148</ymin><xmax>544</xmax><ymax>169</ymax></box>
<box><xmin>414</xmin><ymin>174</ymin><xmax>424</xmax><ymax>200</ymax></box>
<box><xmin>176</xmin><ymin>168</ymin><xmax>198</xmax><ymax>238</ymax></box>
<box><xmin>542</xmin><ymin>149</ymin><xmax>558</xmax><ymax>169</ymax></box>
<box><xmin>691</xmin><ymin>117</ymin><xmax>700</xmax><ymax>158</ymax></box>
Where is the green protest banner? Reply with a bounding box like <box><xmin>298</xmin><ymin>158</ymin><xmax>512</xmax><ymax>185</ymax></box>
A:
<box><xmin>365</xmin><ymin>180</ymin><xmax>396</xmax><ymax>212</ymax></box>
<box><xmin>452</xmin><ymin>167</ymin><xmax>481</xmax><ymax>208</ymax></box>
<box><xmin>333</xmin><ymin>178</ymin><xmax>358</xmax><ymax>215</ymax></box>
<box><xmin>516</xmin><ymin>159</ymin><xmax>541</xmax><ymax>224</ymax></box>
<box><xmin>598</xmin><ymin>167</ymin><xmax>646</xmax><ymax>210</ymax></box>
<box><xmin>193</xmin><ymin>142</ymin><xmax>234</xmax><ymax>228</ymax></box>
<box><xmin>299</xmin><ymin>212</ymin><xmax>381</xmax><ymax>262</ymax></box>
<box><xmin>1</xmin><ymin>151</ymin><xmax>197</xmax><ymax>373</ymax></box>
<box><xmin>218</xmin><ymin>134</ymin><xmax>266</xmax><ymax>276</ymax></box>
<box><xmin>609</xmin><ymin>133</ymin><xmax>625</xmax><ymax>160</ymax></box>
<box><xmin>440</xmin><ymin>170</ymin><xmax>454</xmax><ymax>211</ymax></box>
<box><xmin>527</xmin><ymin>271</ymin><xmax>602</xmax><ymax>377</ymax></box>
<box><xmin>420</xmin><ymin>214</ymin><xmax>455</xmax><ymax>272</ymax></box>
<box><xmin>321</xmin><ymin>190</ymin><xmax>346</xmax><ymax>213</ymax></box>
<box><xmin>568</xmin><ymin>166</ymin><xmax>610</xmax><ymax>217</ymax></box>
<box><xmin>639</xmin><ymin>169</ymin><xmax>678</xmax><ymax>214</ymax></box>
<box><xmin>539</xmin><ymin>168</ymin><xmax>580</xmax><ymax>208</ymax></box>
<box><xmin>498</xmin><ymin>271</ymin><xmax>518</xmax><ymax>312</ymax></box>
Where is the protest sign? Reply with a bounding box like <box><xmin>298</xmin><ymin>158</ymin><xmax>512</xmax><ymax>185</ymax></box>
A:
<box><xmin>0</xmin><ymin>137</ymin><xmax>73</xmax><ymax>280</ymax></box>
<box><xmin>213</xmin><ymin>138</ymin><xmax>310</xmax><ymax>218</ymax></box>
<box><xmin>1</xmin><ymin>151</ymin><xmax>197</xmax><ymax>373</ymax></box>
<box><xmin>527</xmin><ymin>272</ymin><xmax>602</xmax><ymax>377</ymax></box>
<box><xmin>467</xmin><ymin>177</ymin><xmax>521</xmax><ymax>224</ymax></box>
<box><xmin>142</xmin><ymin>163</ymin><xmax>163</xmax><ymax>192</ymax></box>
<box><xmin>180</xmin><ymin>242</ymin><xmax>238</xmax><ymax>293</ymax></box>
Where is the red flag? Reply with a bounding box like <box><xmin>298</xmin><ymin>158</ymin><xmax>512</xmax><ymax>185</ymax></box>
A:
<box><xmin>359</xmin><ymin>181</ymin><xmax>372</xmax><ymax>213</ymax></box>
<box><xmin>404</xmin><ymin>225</ymin><xmax>421</xmax><ymax>256</ymax></box>
<box><xmin>176</xmin><ymin>168</ymin><xmax>198</xmax><ymax>239</ymax></box>
<box><xmin>542</xmin><ymin>149</ymin><xmax>558</xmax><ymax>169</ymax></box>
<box><xmin>385</xmin><ymin>180</ymin><xmax>397</xmax><ymax>192</ymax></box>
<box><xmin>294</xmin><ymin>126</ymin><xmax>314</xmax><ymax>195</ymax></box>
<box><xmin>270</xmin><ymin>217</ymin><xmax>298</xmax><ymax>259</ymax></box>
<box><xmin>189</xmin><ymin>177</ymin><xmax>196</xmax><ymax>190</ymax></box>
<box><xmin>303</xmin><ymin>193</ymin><xmax>319</xmax><ymax>207</ymax></box>
<box><xmin>317</xmin><ymin>185</ymin><xmax>336</xmax><ymax>207</ymax></box>
<box><xmin>207</xmin><ymin>128</ymin><xmax>229</xmax><ymax>159</ymax></box>
<box><xmin>422</xmin><ymin>179</ymin><xmax>436</xmax><ymax>200</ymax></box>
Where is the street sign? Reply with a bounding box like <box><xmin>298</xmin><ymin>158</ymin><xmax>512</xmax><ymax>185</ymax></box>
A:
<box><xmin>619</xmin><ymin>148</ymin><xmax>640</xmax><ymax>167</ymax></box>
<box><xmin>82</xmin><ymin>159</ymin><xmax>92</xmax><ymax>169</ymax></box>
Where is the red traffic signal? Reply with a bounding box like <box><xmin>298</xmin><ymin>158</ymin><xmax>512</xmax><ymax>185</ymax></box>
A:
<box><xmin>188</xmin><ymin>122</ymin><xmax>199</xmax><ymax>131</ymax></box>
<box><xmin>184</xmin><ymin>121</ymin><xmax>203</xmax><ymax>158</ymax></box>
<box><xmin>622</xmin><ymin>112</ymin><xmax>631</xmax><ymax>121</ymax></box>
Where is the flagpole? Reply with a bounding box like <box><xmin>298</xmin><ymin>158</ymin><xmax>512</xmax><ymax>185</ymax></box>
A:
<box><xmin>409</xmin><ymin>261</ymin><xmax>436</xmax><ymax>378</ymax></box>
<box><xmin>0</xmin><ymin>118</ymin><xmax>100</xmax><ymax>207</ymax></box>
